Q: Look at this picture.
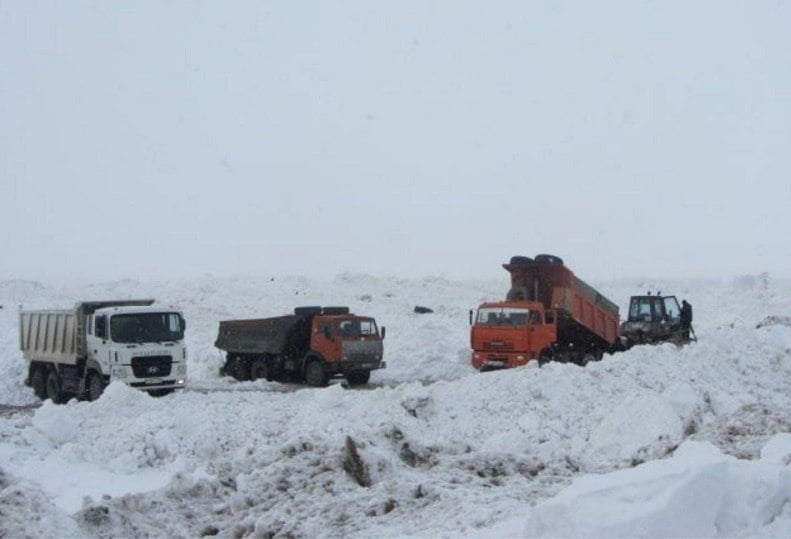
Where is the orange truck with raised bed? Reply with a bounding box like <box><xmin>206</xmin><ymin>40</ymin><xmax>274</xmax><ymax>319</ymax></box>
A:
<box><xmin>470</xmin><ymin>254</ymin><xmax>620</xmax><ymax>369</ymax></box>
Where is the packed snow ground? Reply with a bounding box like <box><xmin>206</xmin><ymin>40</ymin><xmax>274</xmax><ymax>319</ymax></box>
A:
<box><xmin>1</xmin><ymin>273</ymin><xmax>790</xmax><ymax>538</ymax></box>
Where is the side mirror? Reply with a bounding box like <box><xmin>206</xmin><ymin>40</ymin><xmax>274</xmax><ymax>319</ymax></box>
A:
<box><xmin>323</xmin><ymin>326</ymin><xmax>331</xmax><ymax>339</ymax></box>
<box><xmin>469</xmin><ymin>309</ymin><xmax>474</xmax><ymax>326</ymax></box>
<box><xmin>180</xmin><ymin>316</ymin><xmax>187</xmax><ymax>332</ymax></box>
<box><xmin>381</xmin><ymin>326</ymin><xmax>386</xmax><ymax>340</ymax></box>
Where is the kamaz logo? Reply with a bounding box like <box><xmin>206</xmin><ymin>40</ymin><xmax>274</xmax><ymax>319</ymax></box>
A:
<box><xmin>147</xmin><ymin>366</ymin><xmax>159</xmax><ymax>374</ymax></box>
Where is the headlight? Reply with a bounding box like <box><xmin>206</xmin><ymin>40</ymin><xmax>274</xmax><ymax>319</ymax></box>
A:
<box><xmin>111</xmin><ymin>367</ymin><xmax>129</xmax><ymax>379</ymax></box>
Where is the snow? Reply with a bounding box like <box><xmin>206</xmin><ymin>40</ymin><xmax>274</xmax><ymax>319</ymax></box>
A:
<box><xmin>1</xmin><ymin>273</ymin><xmax>790</xmax><ymax>538</ymax></box>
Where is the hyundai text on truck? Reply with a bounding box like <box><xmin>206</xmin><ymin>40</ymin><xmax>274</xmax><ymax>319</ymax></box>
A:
<box><xmin>470</xmin><ymin>254</ymin><xmax>620</xmax><ymax>369</ymax></box>
<box><xmin>215</xmin><ymin>306</ymin><xmax>385</xmax><ymax>386</ymax></box>
<box><xmin>20</xmin><ymin>300</ymin><xmax>188</xmax><ymax>402</ymax></box>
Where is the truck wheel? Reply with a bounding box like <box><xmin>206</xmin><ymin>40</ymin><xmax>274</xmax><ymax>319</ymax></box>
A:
<box><xmin>538</xmin><ymin>350</ymin><xmax>553</xmax><ymax>367</ymax></box>
<box><xmin>31</xmin><ymin>368</ymin><xmax>47</xmax><ymax>400</ymax></box>
<box><xmin>304</xmin><ymin>360</ymin><xmax>328</xmax><ymax>387</ymax></box>
<box><xmin>149</xmin><ymin>389</ymin><xmax>174</xmax><ymax>397</ymax></box>
<box><xmin>346</xmin><ymin>370</ymin><xmax>371</xmax><ymax>386</ymax></box>
<box><xmin>86</xmin><ymin>372</ymin><xmax>104</xmax><ymax>401</ymax></box>
<box><xmin>231</xmin><ymin>356</ymin><xmax>250</xmax><ymax>381</ymax></box>
<box><xmin>578</xmin><ymin>353</ymin><xmax>596</xmax><ymax>366</ymax></box>
<box><xmin>535</xmin><ymin>254</ymin><xmax>564</xmax><ymax>265</ymax></box>
<box><xmin>46</xmin><ymin>370</ymin><xmax>65</xmax><ymax>404</ymax></box>
<box><xmin>250</xmin><ymin>358</ymin><xmax>268</xmax><ymax>381</ymax></box>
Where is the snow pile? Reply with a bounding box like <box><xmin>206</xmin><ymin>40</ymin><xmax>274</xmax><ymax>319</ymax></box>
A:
<box><xmin>520</xmin><ymin>437</ymin><xmax>791</xmax><ymax>538</ymax></box>
<box><xmin>0</xmin><ymin>467</ymin><xmax>85</xmax><ymax>539</ymax></box>
<box><xmin>0</xmin><ymin>274</ymin><xmax>789</xmax><ymax>537</ymax></box>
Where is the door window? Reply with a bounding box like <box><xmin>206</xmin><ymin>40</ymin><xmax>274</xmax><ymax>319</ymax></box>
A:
<box><xmin>663</xmin><ymin>297</ymin><xmax>681</xmax><ymax>321</ymax></box>
<box><xmin>95</xmin><ymin>315</ymin><xmax>107</xmax><ymax>339</ymax></box>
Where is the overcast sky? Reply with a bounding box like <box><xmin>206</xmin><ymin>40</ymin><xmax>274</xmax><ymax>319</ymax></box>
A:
<box><xmin>2</xmin><ymin>1</ymin><xmax>789</xmax><ymax>283</ymax></box>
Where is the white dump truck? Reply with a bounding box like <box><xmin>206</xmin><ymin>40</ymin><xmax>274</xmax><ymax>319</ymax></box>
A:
<box><xmin>20</xmin><ymin>299</ymin><xmax>187</xmax><ymax>402</ymax></box>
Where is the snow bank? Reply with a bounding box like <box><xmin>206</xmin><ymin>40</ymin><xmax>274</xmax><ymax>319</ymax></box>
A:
<box><xmin>521</xmin><ymin>437</ymin><xmax>791</xmax><ymax>538</ymax></box>
<box><xmin>0</xmin><ymin>466</ymin><xmax>85</xmax><ymax>538</ymax></box>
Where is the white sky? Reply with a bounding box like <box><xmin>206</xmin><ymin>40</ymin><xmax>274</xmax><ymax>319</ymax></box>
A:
<box><xmin>2</xmin><ymin>1</ymin><xmax>789</xmax><ymax>282</ymax></box>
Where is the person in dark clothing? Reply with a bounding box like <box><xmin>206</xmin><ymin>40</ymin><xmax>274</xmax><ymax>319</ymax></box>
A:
<box><xmin>680</xmin><ymin>300</ymin><xmax>693</xmax><ymax>340</ymax></box>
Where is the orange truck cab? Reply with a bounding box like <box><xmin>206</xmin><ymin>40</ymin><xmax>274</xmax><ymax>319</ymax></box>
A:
<box><xmin>470</xmin><ymin>300</ymin><xmax>557</xmax><ymax>369</ymax></box>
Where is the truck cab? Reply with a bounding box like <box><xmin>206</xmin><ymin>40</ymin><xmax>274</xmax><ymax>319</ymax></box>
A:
<box><xmin>87</xmin><ymin>304</ymin><xmax>188</xmax><ymax>395</ymax></box>
<box><xmin>308</xmin><ymin>312</ymin><xmax>385</xmax><ymax>384</ymax></box>
<box><xmin>620</xmin><ymin>294</ymin><xmax>684</xmax><ymax>346</ymax></box>
<box><xmin>470</xmin><ymin>300</ymin><xmax>557</xmax><ymax>370</ymax></box>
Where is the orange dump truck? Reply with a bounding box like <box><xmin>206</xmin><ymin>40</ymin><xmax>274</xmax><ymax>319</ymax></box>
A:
<box><xmin>471</xmin><ymin>254</ymin><xmax>620</xmax><ymax>369</ymax></box>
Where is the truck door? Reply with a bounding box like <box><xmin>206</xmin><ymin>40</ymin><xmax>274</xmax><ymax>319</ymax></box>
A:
<box><xmin>662</xmin><ymin>296</ymin><xmax>682</xmax><ymax>332</ymax></box>
<box><xmin>87</xmin><ymin>314</ymin><xmax>113</xmax><ymax>369</ymax></box>
<box><xmin>530</xmin><ymin>310</ymin><xmax>556</xmax><ymax>357</ymax></box>
<box><xmin>312</xmin><ymin>318</ymin><xmax>341</xmax><ymax>363</ymax></box>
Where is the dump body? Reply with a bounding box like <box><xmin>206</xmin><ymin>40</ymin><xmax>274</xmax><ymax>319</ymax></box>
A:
<box><xmin>20</xmin><ymin>309</ymin><xmax>80</xmax><ymax>364</ymax></box>
<box><xmin>216</xmin><ymin>315</ymin><xmax>306</xmax><ymax>356</ymax></box>
<box><xmin>471</xmin><ymin>255</ymin><xmax>620</xmax><ymax>369</ymax></box>
<box><xmin>20</xmin><ymin>300</ymin><xmax>188</xmax><ymax>401</ymax></box>
<box><xmin>216</xmin><ymin>306</ymin><xmax>385</xmax><ymax>386</ymax></box>
<box><xmin>503</xmin><ymin>259</ymin><xmax>619</xmax><ymax>346</ymax></box>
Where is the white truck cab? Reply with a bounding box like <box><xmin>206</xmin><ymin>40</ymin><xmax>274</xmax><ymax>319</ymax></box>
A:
<box><xmin>87</xmin><ymin>304</ymin><xmax>188</xmax><ymax>394</ymax></box>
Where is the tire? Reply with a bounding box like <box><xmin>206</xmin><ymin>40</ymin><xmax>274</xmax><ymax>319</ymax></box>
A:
<box><xmin>31</xmin><ymin>368</ymin><xmax>47</xmax><ymax>400</ymax></box>
<box><xmin>230</xmin><ymin>356</ymin><xmax>250</xmax><ymax>381</ymax></box>
<box><xmin>322</xmin><ymin>306</ymin><xmax>350</xmax><ymax>315</ymax></box>
<box><xmin>534</xmin><ymin>253</ymin><xmax>564</xmax><ymax>265</ymax></box>
<box><xmin>538</xmin><ymin>350</ymin><xmax>553</xmax><ymax>367</ymax></box>
<box><xmin>294</xmin><ymin>306</ymin><xmax>322</xmax><ymax>316</ymax></box>
<box><xmin>346</xmin><ymin>370</ymin><xmax>371</xmax><ymax>386</ymax></box>
<box><xmin>86</xmin><ymin>371</ymin><xmax>104</xmax><ymax>402</ymax></box>
<box><xmin>46</xmin><ymin>369</ymin><xmax>65</xmax><ymax>404</ymax></box>
<box><xmin>249</xmin><ymin>358</ymin><xmax>268</xmax><ymax>381</ymax></box>
<box><xmin>149</xmin><ymin>389</ymin><xmax>174</xmax><ymax>397</ymax></box>
<box><xmin>578</xmin><ymin>353</ymin><xmax>596</xmax><ymax>366</ymax></box>
<box><xmin>304</xmin><ymin>360</ymin><xmax>328</xmax><ymax>387</ymax></box>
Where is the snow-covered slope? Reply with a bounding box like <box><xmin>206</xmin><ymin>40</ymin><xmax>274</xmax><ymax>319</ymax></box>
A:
<box><xmin>1</xmin><ymin>274</ymin><xmax>789</xmax><ymax>538</ymax></box>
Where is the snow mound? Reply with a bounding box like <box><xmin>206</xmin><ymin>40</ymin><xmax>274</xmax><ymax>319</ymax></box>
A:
<box><xmin>0</xmin><ymin>467</ymin><xmax>85</xmax><ymax>538</ymax></box>
<box><xmin>522</xmin><ymin>437</ymin><xmax>791</xmax><ymax>538</ymax></box>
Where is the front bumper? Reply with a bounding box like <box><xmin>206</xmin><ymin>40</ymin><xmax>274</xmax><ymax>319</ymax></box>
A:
<box><xmin>329</xmin><ymin>358</ymin><xmax>386</xmax><ymax>374</ymax></box>
<box><xmin>472</xmin><ymin>351</ymin><xmax>535</xmax><ymax>370</ymax></box>
<box><xmin>128</xmin><ymin>378</ymin><xmax>187</xmax><ymax>391</ymax></box>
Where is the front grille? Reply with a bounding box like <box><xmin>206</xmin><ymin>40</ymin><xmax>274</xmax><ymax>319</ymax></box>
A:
<box><xmin>484</xmin><ymin>341</ymin><xmax>514</xmax><ymax>351</ymax></box>
<box><xmin>131</xmin><ymin>355</ymin><xmax>173</xmax><ymax>378</ymax></box>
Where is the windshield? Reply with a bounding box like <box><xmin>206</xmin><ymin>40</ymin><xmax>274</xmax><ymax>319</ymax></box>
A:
<box><xmin>111</xmin><ymin>313</ymin><xmax>184</xmax><ymax>343</ymax></box>
<box><xmin>338</xmin><ymin>318</ymin><xmax>379</xmax><ymax>337</ymax></box>
<box><xmin>476</xmin><ymin>307</ymin><xmax>530</xmax><ymax>326</ymax></box>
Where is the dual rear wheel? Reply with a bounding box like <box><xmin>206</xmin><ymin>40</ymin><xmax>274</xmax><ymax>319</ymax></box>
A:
<box><xmin>249</xmin><ymin>358</ymin><xmax>270</xmax><ymax>381</ymax></box>
<box><xmin>45</xmin><ymin>369</ymin><xmax>65</xmax><ymax>404</ymax></box>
